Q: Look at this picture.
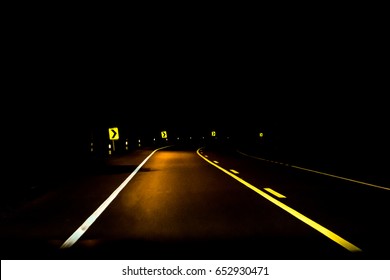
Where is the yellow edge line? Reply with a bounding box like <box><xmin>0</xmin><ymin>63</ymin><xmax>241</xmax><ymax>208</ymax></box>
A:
<box><xmin>264</xmin><ymin>188</ymin><xmax>286</xmax><ymax>198</ymax></box>
<box><xmin>197</xmin><ymin>148</ymin><xmax>362</xmax><ymax>253</ymax></box>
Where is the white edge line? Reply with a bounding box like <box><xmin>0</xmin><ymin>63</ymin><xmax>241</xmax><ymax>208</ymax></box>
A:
<box><xmin>237</xmin><ymin>149</ymin><xmax>390</xmax><ymax>191</ymax></box>
<box><xmin>60</xmin><ymin>145</ymin><xmax>172</xmax><ymax>249</ymax></box>
<box><xmin>197</xmin><ymin>148</ymin><xmax>362</xmax><ymax>252</ymax></box>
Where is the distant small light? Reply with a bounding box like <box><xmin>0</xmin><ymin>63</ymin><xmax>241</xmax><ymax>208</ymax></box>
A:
<box><xmin>259</xmin><ymin>132</ymin><xmax>264</xmax><ymax>138</ymax></box>
<box><xmin>153</xmin><ymin>138</ymin><xmax>156</xmax><ymax>141</ymax></box>
<box><xmin>125</xmin><ymin>141</ymin><xmax>128</xmax><ymax>145</ymax></box>
<box><xmin>177</xmin><ymin>137</ymin><xmax>180</xmax><ymax>140</ymax></box>
<box><xmin>138</xmin><ymin>139</ymin><xmax>141</xmax><ymax>143</ymax></box>
<box><xmin>90</xmin><ymin>142</ymin><xmax>93</xmax><ymax>146</ymax></box>
<box><xmin>108</xmin><ymin>144</ymin><xmax>112</xmax><ymax>149</ymax></box>
<box><xmin>190</xmin><ymin>137</ymin><xmax>192</xmax><ymax>140</ymax></box>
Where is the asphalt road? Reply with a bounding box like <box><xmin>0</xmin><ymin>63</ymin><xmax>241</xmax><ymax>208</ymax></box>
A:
<box><xmin>1</xmin><ymin>144</ymin><xmax>389</xmax><ymax>260</ymax></box>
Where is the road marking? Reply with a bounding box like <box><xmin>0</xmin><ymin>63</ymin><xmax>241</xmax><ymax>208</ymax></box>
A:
<box><xmin>291</xmin><ymin>165</ymin><xmax>390</xmax><ymax>191</ymax></box>
<box><xmin>197</xmin><ymin>148</ymin><xmax>362</xmax><ymax>253</ymax></box>
<box><xmin>230</xmin><ymin>169</ymin><xmax>239</xmax><ymax>174</ymax></box>
<box><xmin>237</xmin><ymin>150</ymin><xmax>389</xmax><ymax>191</ymax></box>
<box><xmin>60</xmin><ymin>145</ymin><xmax>172</xmax><ymax>249</ymax></box>
<box><xmin>264</xmin><ymin>188</ymin><xmax>286</xmax><ymax>198</ymax></box>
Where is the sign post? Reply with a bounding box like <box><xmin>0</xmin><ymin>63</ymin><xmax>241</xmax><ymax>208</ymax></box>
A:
<box><xmin>109</xmin><ymin>127</ymin><xmax>119</xmax><ymax>152</ymax></box>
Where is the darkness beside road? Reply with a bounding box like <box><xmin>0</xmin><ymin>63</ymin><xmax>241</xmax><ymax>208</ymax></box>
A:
<box><xmin>3</xmin><ymin>95</ymin><xmax>389</xmax><ymax>209</ymax></box>
<box><xmin>1</xmin><ymin>78</ymin><xmax>389</xmax><ymax>262</ymax></box>
<box><xmin>2</xmin><ymin>10</ymin><xmax>389</xmax><ymax>263</ymax></box>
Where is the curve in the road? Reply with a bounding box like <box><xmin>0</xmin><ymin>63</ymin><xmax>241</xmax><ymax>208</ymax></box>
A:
<box><xmin>197</xmin><ymin>148</ymin><xmax>362</xmax><ymax>253</ymax></box>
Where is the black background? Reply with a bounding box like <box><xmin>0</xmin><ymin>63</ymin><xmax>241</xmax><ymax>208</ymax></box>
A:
<box><xmin>3</xmin><ymin>9</ymin><xmax>388</xmax><ymax>185</ymax></box>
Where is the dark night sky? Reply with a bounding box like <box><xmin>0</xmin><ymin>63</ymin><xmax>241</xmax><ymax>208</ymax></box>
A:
<box><xmin>7</xmin><ymin>46</ymin><xmax>387</xmax><ymax>153</ymax></box>
<box><xmin>3</xmin><ymin>13</ymin><xmax>388</xmax><ymax>176</ymax></box>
